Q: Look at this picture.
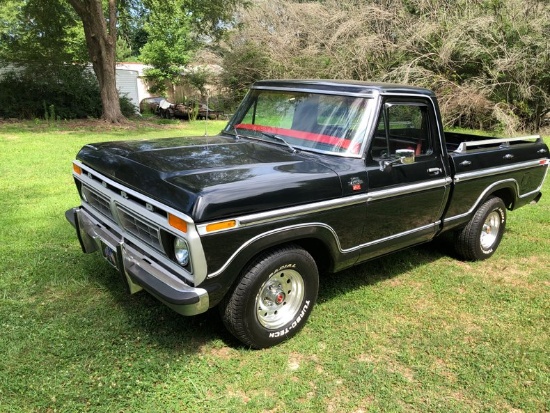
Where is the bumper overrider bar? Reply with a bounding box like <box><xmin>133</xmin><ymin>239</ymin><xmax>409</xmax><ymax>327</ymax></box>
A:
<box><xmin>65</xmin><ymin>207</ymin><xmax>209</xmax><ymax>316</ymax></box>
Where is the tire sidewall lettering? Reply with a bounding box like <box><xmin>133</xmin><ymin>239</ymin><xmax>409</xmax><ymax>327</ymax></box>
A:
<box><xmin>253</xmin><ymin>257</ymin><xmax>316</xmax><ymax>343</ymax></box>
<box><xmin>268</xmin><ymin>300</ymin><xmax>311</xmax><ymax>338</ymax></box>
<box><xmin>495</xmin><ymin>207</ymin><xmax>505</xmax><ymax>224</ymax></box>
<box><xmin>266</xmin><ymin>263</ymin><xmax>296</xmax><ymax>280</ymax></box>
<box><xmin>222</xmin><ymin>245</ymin><xmax>319</xmax><ymax>349</ymax></box>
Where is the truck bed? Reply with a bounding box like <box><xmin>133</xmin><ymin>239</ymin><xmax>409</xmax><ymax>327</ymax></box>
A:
<box><xmin>444</xmin><ymin>131</ymin><xmax>542</xmax><ymax>153</ymax></box>
<box><xmin>441</xmin><ymin>132</ymin><xmax>548</xmax><ymax>232</ymax></box>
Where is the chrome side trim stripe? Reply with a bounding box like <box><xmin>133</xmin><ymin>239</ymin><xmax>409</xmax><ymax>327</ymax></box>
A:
<box><xmin>447</xmin><ymin>161</ymin><xmax>548</xmax><ymax>224</ymax></box>
<box><xmin>206</xmin><ymin>224</ymin><xmax>339</xmax><ymax>279</ymax></box>
<box><xmin>237</xmin><ymin>194</ymin><xmax>367</xmax><ymax>226</ymax></box>
<box><xmin>444</xmin><ymin>179</ymin><xmax>517</xmax><ymax>224</ymax></box>
<box><xmin>197</xmin><ymin>196</ymin><xmax>369</xmax><ymax>235</ymax></box>
<box><xmin>454</xmin><ymin>159</ymin><xmax>545</xmax><ymax>182</ymax></box>
<box><xmin>444</xmin><ymin>175</ymin><xmax>546</xmax><ymax>224</ymax></box>
<box><xmin>198</xmin><ymin>178</ymin><xmax>449</xmax><ymax>235</ymax></box>
<box><xmin>207</xmin><ymin>221</ymin><xmax>439</xmax><ymax>279</ymax></box>
<box><xmin>366</xmin><ymin>178</ymin><xmax>450</xmax><ymax>202</ymax></box>
<box><xmin>348</xmin><ymin>222</ymin><xmax>439</xmax><ymax>253</ymax></box>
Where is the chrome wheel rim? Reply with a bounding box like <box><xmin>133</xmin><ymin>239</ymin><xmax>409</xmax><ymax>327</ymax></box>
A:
<box><xmin>256</xmin><ymin>269</ymin><xmax>305</xmax><ymax>329</ymax></box>
<box><xmin>480</xmin><ymin>211</ymin><xmax>501</xmax><ymax>250</ymax></box>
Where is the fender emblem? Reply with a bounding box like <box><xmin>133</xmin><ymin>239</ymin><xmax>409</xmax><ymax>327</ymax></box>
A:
<box><xmin>348</xmin><ymin>177</ymin><xmax>364</xmax><ymax>191</ymax></box>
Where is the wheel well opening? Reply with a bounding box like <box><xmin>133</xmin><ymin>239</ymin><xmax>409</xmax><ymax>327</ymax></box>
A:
<box><xmin>241</xmin><ymin>238</ymin><xmax>333</xmax><ymax>277</ymax></box>
<box><xmin>489</xmin><ymin>188</ymin><xmax>515</xmax><ymax>209</ymax></box>
<box><xmin>293</xmin><ymin>238</ymin><xmax>332</xmax><ymax>275</ymax></box>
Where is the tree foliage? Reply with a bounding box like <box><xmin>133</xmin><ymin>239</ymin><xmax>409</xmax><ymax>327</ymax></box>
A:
<box><xmin>1</xmin><ymin>0</ymin><xmax>547</xmax><ymax>130</ymax></box>
<box><xmin>139</xmin><ymin>0</ymin><xmax>194</xmax><ymax>94</ymax></box>
<box><xmin>0</xmin><ymin>0</ymin><xmax>87</xmax><ymax>64</ymax></box>
<box><xmin>221</xmin><ymin>0</ymin><xmax>550</xmax><ymax>132</ymax></box>
<box><xmin>139</xmin><ymin>0</ymin><xmax>244</xmax><ymax>95</ymax></box>
<box><xmin>0</xmin><ymin>64</ymin><xmax>135</xmax><ymax>119</ymax></box>
<box><xmin>0</xmin><ymin>0</ymin><xmax>244</xmax><ymax>120</ymax></box>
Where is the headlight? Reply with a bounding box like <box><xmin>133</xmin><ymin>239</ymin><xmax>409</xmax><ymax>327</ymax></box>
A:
<box><xmin>174</xmin><ymin>238</ymin><xmax>190</xmax><ymax>267</ymax></box>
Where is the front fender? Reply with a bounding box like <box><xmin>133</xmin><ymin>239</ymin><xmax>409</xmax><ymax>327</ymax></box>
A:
<box><xmin>200</xmin><ymin>223</ymin><xmax>356</xmax><ymax>307</ymax></box>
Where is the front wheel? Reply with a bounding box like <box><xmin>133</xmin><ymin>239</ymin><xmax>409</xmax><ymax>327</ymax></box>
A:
<box><xmin>220</xmin><ymin>245</ymin><xmax>319</xmax><ymax>349</ymax></box>
<box><xmin>454</xmin><ymin>197</ymin><xmax>507</xmax><ymax>261</ymax></box>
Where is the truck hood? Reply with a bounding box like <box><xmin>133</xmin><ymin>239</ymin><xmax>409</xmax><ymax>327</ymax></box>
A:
<box><xmin>77</xmin><ymin>135</ymin><xmax>342</xmax><ymax>222</ymax></box>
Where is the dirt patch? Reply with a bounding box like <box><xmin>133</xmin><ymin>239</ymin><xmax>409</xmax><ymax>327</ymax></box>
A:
<box><xmin>479</xmin><ymin>256</ymin><xmax>547</xmax><ymax>290</ymax></box>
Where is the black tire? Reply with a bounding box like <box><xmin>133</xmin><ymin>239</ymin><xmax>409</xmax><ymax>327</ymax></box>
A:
<box><xmin>220</xmin><ymin>245</ymin><xmax>319</xmax><ymax>349</ymax></box>
<box><xmin>454</xmin><ymin>197</ymin><xmax>507</xmax><ymax>261</ymax></box>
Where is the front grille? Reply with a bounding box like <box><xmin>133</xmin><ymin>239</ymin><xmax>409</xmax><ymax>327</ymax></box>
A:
<box><xmin>116</xmin><ymin>205</ymin><xmax>163</xmax><ymax>252</ymax></box>
<box><xmin>82</xmin><ymin>186</ymin><xmax>113</xmax><ymax>220</ymax></box>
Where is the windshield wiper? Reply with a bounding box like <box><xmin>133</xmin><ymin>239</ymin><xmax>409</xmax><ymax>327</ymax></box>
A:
<box><xmin>259</xmin><ymin>132</ymin><xmax>297</xmax><ymax>153</ymax></box>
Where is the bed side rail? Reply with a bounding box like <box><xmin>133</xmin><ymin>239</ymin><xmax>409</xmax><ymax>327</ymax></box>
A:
<box><xmin>454</xmin><ymin>135</ymin><xmax>542</xmax><ymax>153</ymax></box>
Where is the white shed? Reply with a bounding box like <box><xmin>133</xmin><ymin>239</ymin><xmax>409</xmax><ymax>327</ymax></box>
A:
<box><xmin>116</xmin><ymin>68</ymin><xmax>139</xmax><ymax>107</ymax></box>
<box><xmin>116</xmin><ymin>63</ymin><xmax>153</xmax><ymax>110</ymax></box>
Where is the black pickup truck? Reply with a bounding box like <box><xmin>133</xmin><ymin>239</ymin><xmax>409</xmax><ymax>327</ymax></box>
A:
<box><xmin>66</xmin><ymin>80</ymin><xmax>549</xmax><ymax>348</ymax></box>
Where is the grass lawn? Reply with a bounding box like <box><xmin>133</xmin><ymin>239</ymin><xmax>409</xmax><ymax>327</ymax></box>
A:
<box><xmin>0</xmin><ymin>119</ymin><xmax>548</xmax><ymax>412</ymax></box>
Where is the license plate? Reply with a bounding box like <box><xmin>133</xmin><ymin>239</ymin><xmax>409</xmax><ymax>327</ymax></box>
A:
<box><xmin>101</xmin><ymin>242</ymin><xmax>119</xmax><ymax>270</ymax></box>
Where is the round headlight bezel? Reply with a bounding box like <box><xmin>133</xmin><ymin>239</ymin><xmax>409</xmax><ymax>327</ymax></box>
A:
<box><xmin>174</xmin><ymin>237</ymin><xmax>190</xmax><ymax>267</ymax></box>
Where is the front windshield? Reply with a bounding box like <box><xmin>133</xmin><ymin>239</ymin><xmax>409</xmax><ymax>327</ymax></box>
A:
<box><xmin>226</xmin><ymin>89</ymin><xmax>373</xmax><ymax>156</ymax></box>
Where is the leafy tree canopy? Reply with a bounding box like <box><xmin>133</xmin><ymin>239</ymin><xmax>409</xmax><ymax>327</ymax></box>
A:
<box><xmin>139</xmin><ymin>0</ymin><xmax>194</xmax><ymax>93</ymax></box>
<box><xmin>139</xmin><ymin>0</ymin><xmax>244</xmax><ymax>94</ymax></box>
<box><xmin>0</xmin><ymin>0</ymin><xmax>244</xmax><ymax>120</ymax></box>
<box><xmin>0</xmin><ymin>0</ymin><xmax>87</xmax><ymax>65</ymax></box>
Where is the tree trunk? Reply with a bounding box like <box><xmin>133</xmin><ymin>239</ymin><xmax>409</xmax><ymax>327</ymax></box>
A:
<box><xmin>67</xmin><ymin>0</ymin><xmax>125</xmax><ymax>123</ymax></box>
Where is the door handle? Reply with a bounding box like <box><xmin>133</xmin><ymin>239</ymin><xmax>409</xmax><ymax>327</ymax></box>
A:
<box><xmin>537</xmin><ymin>148</ymin><xmax>547</xmax><ymax>154</ymax></box>
<box><xmin>427</xmin><ymin>168</ymin><xmax>442</xmax><ymax>175</ymax></box>
<box><xmin>504</xmin><ymin>154</ymin><xmax>514</xmax><ymax>160</ymax></box>
<box><xmin>459</xmin><ymin>160</ymin><xmax>472</xmax><ymax>167</ymax></box>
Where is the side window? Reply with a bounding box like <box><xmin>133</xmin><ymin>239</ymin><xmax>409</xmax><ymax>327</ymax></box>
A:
<box><xmin>370</xmin><ymin>102</ymin><xmax>434</xmax><ymax>160</ymax></box>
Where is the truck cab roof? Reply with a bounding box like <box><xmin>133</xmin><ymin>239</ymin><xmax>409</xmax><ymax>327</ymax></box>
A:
<box><xmin>252</xmin><ymin>79</ymin><xmax>436</xmax><ymax>97</ymax></box>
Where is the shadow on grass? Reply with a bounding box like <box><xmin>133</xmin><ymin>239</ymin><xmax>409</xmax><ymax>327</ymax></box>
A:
<box><xmin>60</xmin><ymin>208</ymin><xmax>458</xmax><ymax>352</ymax></box>
<box><xmin>22</xmin><ymin>214</ymin><xmax>227</xmax><ymax>355</ymax></box>
<box><xmin>317</xmin><ymin>233</ymin><xmax>456</xmax><ymax>303</ymax></box>
<box><xmin>82</xmin><ymin>258</ymin><xmax>229</xmax><ymax>352</ymax></box>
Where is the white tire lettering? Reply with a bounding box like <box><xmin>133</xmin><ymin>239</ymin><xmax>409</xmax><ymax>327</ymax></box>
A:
<box><xmin>268</xmin><ymin>300</ymin><xmax>311</xmax><ymax>338</ymax></box>
<box><xmin>266</xmin><ymin>263</ymin><xmax>297</xmax><ymax>280</ymax></box>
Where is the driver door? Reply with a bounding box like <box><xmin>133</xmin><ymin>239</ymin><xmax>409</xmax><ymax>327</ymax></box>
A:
<box><xmin>358</xmin><ymin>98</ymin><xmax>450</xmax><ymax>260</ymax></box>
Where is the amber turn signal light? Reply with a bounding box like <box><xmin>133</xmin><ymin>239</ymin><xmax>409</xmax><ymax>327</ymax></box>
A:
<box><xmin>168</xmin><ymin>213</ymin><xmax>188</xmax><ymax>233</ymax></box>
<box><xmin>73</xmin><ymin>163</ymin><xmax>82</xmax><ymax>175</ymax></box>
<box><xmin>205</xmin><ymin>220</ymin><xmax>236</xmax><ymax>233</ymax></box>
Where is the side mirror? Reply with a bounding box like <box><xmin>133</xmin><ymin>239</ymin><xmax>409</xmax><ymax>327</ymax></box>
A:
<box><xmin>379</xmin><ymin>149</ymin><xmax>415</xmax><ymax>172</ymax></box>
<box><xmin>396</xmin><ymin>149</ymin><xmax>415</xmax><ymax>164</ymax></box>
<box><xmin>379</xmin><ymin>158</ymin><xmax>399</xmax><ymax>172</ymax></box>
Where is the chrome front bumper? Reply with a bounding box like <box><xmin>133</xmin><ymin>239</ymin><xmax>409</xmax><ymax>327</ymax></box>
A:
<box><xmin>65</xmin><ymin>207</ymin><xmax>209</xmax><ymax>316</ymax></box>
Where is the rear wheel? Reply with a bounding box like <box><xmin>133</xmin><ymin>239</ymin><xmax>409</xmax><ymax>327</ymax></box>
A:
<box><xmin>220</xmin><ymin>245</ymin><xmax>319</xmax><ymax>349</ymax></box>
<box><xmin>454</xmin><ymin>197</ymin><xmax>506</xmax><ymax>261</ymax></box>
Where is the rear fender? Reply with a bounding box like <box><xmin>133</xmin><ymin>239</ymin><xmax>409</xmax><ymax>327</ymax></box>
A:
<box><xmin>442</xmin><ymin>179</ymin><xmax>519</xmax><ymax>232</ymax></box>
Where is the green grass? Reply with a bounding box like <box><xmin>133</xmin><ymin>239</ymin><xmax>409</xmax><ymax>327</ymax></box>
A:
<box><xmin>1</xmin><ymin>120</ymin><xmax>549</xmax><ymax>412</ymax></box>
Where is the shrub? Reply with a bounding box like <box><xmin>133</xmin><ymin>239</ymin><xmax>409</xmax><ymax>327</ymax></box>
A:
<box><xmin>221</xmin><ymin>0</ymin><xmax>549</xmax><ymax>132</ymax></box>
<box><xmin>0</xmin><ymin>64</ymin><xmax>136</xmax><ymax>119</ymax></box>
<box><xmin>119</xmin><ymin>94</ymin><xmax>138</xmax><ymax>117</ymax></box>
